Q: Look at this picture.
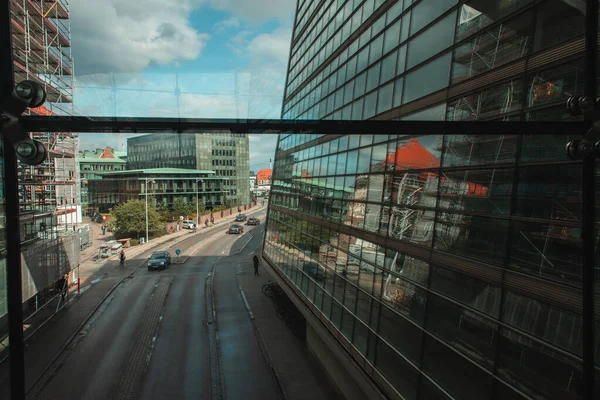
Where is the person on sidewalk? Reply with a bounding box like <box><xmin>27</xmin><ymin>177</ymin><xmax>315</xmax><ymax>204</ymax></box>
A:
<box><xmin>253</xmin><ymin>255</ymin><xmax>260</xmax><ymax>276</ymax></box>
<box><xmin>56</xmin><ymin>274</ymin><xmax>68</xmax><ymax>301</ymax></box>
<box><xmin>120</xmin><ymin>250</ymin><xmax>126</xmax><ymax>267</ymax></box>
<box><xmin>205</xmin><ymin>218</ymin><xmax>209</xmax><ymax>228</ymax></box>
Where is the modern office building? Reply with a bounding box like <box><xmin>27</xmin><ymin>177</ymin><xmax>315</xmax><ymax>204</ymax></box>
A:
<box><xmin>263</xmin><ymin>1</ymin><xmax>595</xmax><ymax>400</ymax></box>
<box><xmin>78</xmin><ymin>147</ymin><xmax>127</xmax><ymax>212</ymax></box>
<box><xmin>127</xmin><ymin>133</ymin><xmax>251</xmax><ymax>206</ymax></box>
<box><xmin>87</xmin><ymin>168</ymin><xmax>226</xmax><ymax>213</ymax></box>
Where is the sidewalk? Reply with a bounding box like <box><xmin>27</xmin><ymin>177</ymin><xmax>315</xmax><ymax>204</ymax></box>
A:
<box><xmin>76</xmin><ymin>203</ymin><xmax>266</xmax><ymax>287</ymax></box>
<box><xmin>0</xmin><ymin>203</ymin><xmax>267</xmax><ymax>366</ymax></box>
<box><xmin>237</xmin><ymin>249</ymin><xmax>341</xmax><ymax>400</ymax></box>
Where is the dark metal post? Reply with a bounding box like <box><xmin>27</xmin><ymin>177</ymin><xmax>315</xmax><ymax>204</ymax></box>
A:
<box><xmin>583</xmin><ymin>1</ymin><xmax>597</xmax><ymax>399</ymax></box>
<box><xmin>3</xmin><ymin>140</ymin><xmax>25</xmax><ymax>399</ymax></box>
<box><xmin>1</xmin><ymin>1</ymin><xmax>26</xmax><ymax>399</ymax></box>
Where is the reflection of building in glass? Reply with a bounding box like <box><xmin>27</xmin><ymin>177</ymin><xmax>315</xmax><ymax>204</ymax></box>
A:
<box><xmin>79</xmin><ymin>147</ymin><xmax>127</xmax><ymax>212</ymax></box>
<box><xmin>264</xmin><ymin>1</ymin><xmax>593</xmax><ymax>399</ymax></box>
<box><xmin>127</xmin><ymin>133</ymin><xmax>250</xmax><ymax>206</ymax></box>
<box><xmin>88</xmin><ymin>169</ymin><xmax>226</xmax><ymax>213</ymax></box>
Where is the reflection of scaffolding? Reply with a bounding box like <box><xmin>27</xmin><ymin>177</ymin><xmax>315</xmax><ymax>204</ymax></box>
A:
<box><xmin>7</xmin><ymin>0</ymin><xmax>79</xmax><ymax>308</ymax></box>
<box><xmin>449</xmin><ymin>80</ymin><xmax>519</xmax><ymax>121</ymax></box>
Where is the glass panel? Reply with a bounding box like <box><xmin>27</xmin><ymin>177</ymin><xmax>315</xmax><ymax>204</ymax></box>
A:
<box><xmin>434</xmin><ymin>215</ymin><xmax>508</xmax><ymax>266</ymax></box>
<box><xmin>509</xmin><ymin>220</ymin><xmax>582</xmax><ymax>286</ymax></box>
<box><xmin>456</xmin><ymin>0</ymin><xmax>534</xmax><ymax>42</ymax></box>
<box><xmin>403</xmin><ymin>52</ymin><xmax>452</xmax><ymax>103</ymax></box>
<box><xmin>438</xmin><ymin>168</ymin><xmax>514</xmax><ymax>215</ymax></box>
<box><xmin>533</xmin><ymin>0</ymin><xmax>585</xmax><ymax>52</ymax></box>
<box><xmin>407</xmin><ymin>12</ymin><xmax>456</xmax><ymax>69</ymax></box>
<box><xmin>446</xmin><ymin>81</ymin><xmax>524</xmax><ymax>121</ymax></box>
<box><xmin>502</xmin><ymin>291</ymin><xmax>582</xmax><ymax>356</ymax></box>
<box><xmin>526</xmin><ymin>59</ymin><xmax>584</xmax><ymax>110</ymax></box>
<box><xmin>409</xmin><ymin>0</ymin><xmax>458</xmax><ymax>36</ymax></box>
<box><xmin>383</xmin><ymin>20</ymin><xmax>401</xmax><ymax>55</ymax></box>
<box><xmin>451</xmin><ymin>12</ymin><xmax>532</xmax><ymax>84</ymax></box>
<box><xmin>496</xmin><ymin>327</ymin><xmax>583</xmax><ymax>399</ymax></box>
<box><xmin>514</xmin><ymin>164</ymin><xmax>582</xmax><ymax>222</ymax></box>
<box><xmin>430</xmin><ymin>266</ymin><xmax>501</xmax><ymax>316</ymax></box>
<box><xmin>426</xmin><ymin>294</ymin><xmax>498</xmax><ymax>369</ymax></box>
<box><xmin>381</xmin><ymin>50</ymin><xmax>398</xmax><ymax>84</ymax></box>
<box><xmin>377</xmin><ymin>82</ymin><xmax>394</xmax><ymax>114</ymax></box>
<box><xmin>421</xmin><ymin>335</ymin><xmax>494</xmax><ymax>400</ymax></box>
<box><xmin>375</xmin><ymin>339</ymin><xmax>419</xmax><ymax>400</ymax></box>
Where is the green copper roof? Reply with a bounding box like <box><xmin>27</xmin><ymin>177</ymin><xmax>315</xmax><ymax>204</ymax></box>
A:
<box><xmin>96</xmin><ymin>168</ymin><xmax>216</xmax><ymax>176</ymax></box>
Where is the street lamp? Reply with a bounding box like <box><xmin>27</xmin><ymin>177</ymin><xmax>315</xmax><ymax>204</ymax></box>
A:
<box><xmin>196</xmin><ymin>178</ymin><xmax>204</xmax><ymax>228</ymax></box>
<box><xmin>144</xmin><ymin>178</ymin><xmax>155</xmax><ymax>244</ymax></box>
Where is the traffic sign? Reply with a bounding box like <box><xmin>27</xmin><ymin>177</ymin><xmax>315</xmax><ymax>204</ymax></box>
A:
<box><xmin>175</xmin><ymin>249</ymin><xmax>181</xmax><ymax>255</ymax></box>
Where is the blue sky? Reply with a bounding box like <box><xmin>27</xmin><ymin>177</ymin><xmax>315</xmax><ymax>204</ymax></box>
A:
<box><xmin>70</xmin><ymin>0</ymin><xmax>296</xmax><ymax>172</ymax></box>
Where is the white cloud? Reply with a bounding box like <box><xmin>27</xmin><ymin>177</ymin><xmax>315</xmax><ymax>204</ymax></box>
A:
<box><xmin>247</xmin><ymin>27</ymin><xmax>292</xmax><ymax>67</ymax></box>
<box><xmin>213</xmin><ymin>16</ymin><xmax>240</xmax><ymax>32</ymax></box>
<box><xmin>71</xmin><ymin>0</ymin><xmax>209</xmax><ymax>75</ymax></box>
<box><xmin>205</xmin><ymin>0</ymin><xmax>295</xmax><ymax>22</ymax></box>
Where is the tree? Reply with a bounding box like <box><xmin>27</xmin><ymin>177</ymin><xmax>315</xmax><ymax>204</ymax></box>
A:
<box><xmin>111</xmin><ymin>199</ymin><xmax>165</xmax><ymax>240</ymax></box>
<box><xmin>189</xmin><ymin>197</ymin><xmax>205</xmax><ymax>217</ymax></box>
<box><xmin>172</xmin><ymin>197</ymin><xmax>192</xmax><ymax>217</ymax></box>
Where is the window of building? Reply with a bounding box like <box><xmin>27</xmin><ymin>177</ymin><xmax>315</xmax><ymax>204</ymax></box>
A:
<box><xmin>407</xmin><ymin>11</ymin><xmax>456</xmax><ymax>70</ymax></box>
<box><xmin>403</xmin><ymin>52</ymin><xmax>452</xmax><ymax>103</ymax></box>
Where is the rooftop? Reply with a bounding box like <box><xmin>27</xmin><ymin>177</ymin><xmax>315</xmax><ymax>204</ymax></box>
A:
<box><xmin>95</xmin><ymin>168</ymin><xmax>217</xmax><ymax>177</ymax></box>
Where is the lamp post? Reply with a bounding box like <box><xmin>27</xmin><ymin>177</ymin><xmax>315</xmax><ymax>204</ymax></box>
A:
<box><xmin>196</xmin><ymin>179</ymin><xmax>204</xmax><ymax>228</ymax></box>
<box><xmin>145</xmin><ymin>178</ymin><xmax>155</xmax><ymax>244</ymax></box>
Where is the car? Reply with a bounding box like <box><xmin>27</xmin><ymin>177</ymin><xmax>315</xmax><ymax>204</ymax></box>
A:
<box><xmin>235</xmin><ymin>214</ymin><xmax>247</xmax><ymax>222</ymax></box>
<box><xmin>246</xmin><ymin>217</ymin><xmax>260</xmax><ymax>226</ymax></box>
<box><xmin>228</xmin><ymin>224</ymin><xmax>244</xmax><ymax>234</ymax></box>
<box><xmin>147</xmin><ymin>251</ymin><xmax>171</xmax><ymax>270</ymax></box>
<box><xmin>182</xmin><ymin>220</ymin><xmax>195</xmax><ymax>229</ymax></box>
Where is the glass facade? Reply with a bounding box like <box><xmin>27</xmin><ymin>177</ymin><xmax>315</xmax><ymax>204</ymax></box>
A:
<box><xmin>265</xmin><ymin>1</ymin><xmax>600</xmax><ymax>399</ymax></box>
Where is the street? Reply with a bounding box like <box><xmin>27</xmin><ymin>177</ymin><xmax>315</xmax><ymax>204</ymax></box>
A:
<box><xmin>0</xmin><ymin>206</ymin><xmax>339</xmax><ymax>400</ymax></box>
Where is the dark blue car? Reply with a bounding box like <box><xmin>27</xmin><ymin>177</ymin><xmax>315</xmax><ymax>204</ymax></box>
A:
<box><xmin>147</xmin><ymin>251</ymin><xmax>171</xmax><ymax>271</ymax></box>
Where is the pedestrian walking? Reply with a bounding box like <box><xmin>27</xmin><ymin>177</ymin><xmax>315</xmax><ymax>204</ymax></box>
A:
<box><xmin>205</xmin><ymin>218</ymin><xmax>209</xmax><ymax>227</ymax></box>
<box><xmin>119</xmin><ymin>250</ymin><xmax>126</xmax><ymax>268</ymax></box>
<box><xmin>56</xmin><ymin>273</ymin><xmax>68</xmax><ymax>300</ymax></box>
<box><xmin>253</xmin><ymin>255</ymin><xmax>260</xmax><ymax>276</ymax></box>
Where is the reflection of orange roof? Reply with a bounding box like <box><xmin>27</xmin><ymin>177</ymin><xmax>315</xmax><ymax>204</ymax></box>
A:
<box><xmin>385</xmin><ymin>140</ymin><xmax>488</xmax><ymax>197</ymax></box>
<box><xmin>386</xmin><ymin>139</ymin><xmax>440</xmax><ymax>170</ymax></box>
<box><xmin>257</xmin><ymin>169</ymin><xmax>272</xmax><ymax>180</ymax></box>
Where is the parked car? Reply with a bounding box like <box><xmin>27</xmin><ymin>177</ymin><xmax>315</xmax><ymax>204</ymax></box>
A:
<box><xmin>235</xmin><ymin>214</ymin><xmax>247</xmax><ymax>222</ymax></box>
<box><xmin>228</xmin><ymin>224</ymin><xmax>244</xmax><ymax>234</ymax></box>
<box><xmin>246</xmin><ymin>217</ymin><xmax>260</xmax><ymax>226</ymax></box>
<box><xmin>182</xmin><ymin>220</ymin><xmax>195</xmax><ymax>229</ymax></box>
<box><xmin>147</xmin><ymin>251</ymin><xmax>171</xmax><ymax>270</ymax></box>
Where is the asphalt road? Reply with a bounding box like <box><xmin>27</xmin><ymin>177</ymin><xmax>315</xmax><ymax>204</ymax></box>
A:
<box><xmin>31</xmin><ymin>210</ymin><xmax>277</xmax><ymax>400</ymax></box>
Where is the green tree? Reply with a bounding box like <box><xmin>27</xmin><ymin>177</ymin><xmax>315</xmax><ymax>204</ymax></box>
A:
<box><xmin>189</xmin><ymin>197</ymin><xmax>205</xmax><ymax>217</ymax></box>
<box><xmin>171</xmin><ymin>197</ymin><xmax>192</xmax><ymax>217</ymax></box>
<box><xmin>111</xmin><ymin>199</ymin><xmax>165</xmax><ymax>240</ymax></box>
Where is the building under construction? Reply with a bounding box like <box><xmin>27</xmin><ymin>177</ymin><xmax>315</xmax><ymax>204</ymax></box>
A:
<box><xmin>0</xmin><ymin>0</ymin><xmax>80</xmax><ymax>328</ymax></box>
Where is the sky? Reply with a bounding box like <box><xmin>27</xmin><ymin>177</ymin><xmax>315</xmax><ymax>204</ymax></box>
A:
<box><xmin>69</xmin><ymin>0</ymin><xmax>296</xmax><ymax>172</ymax></box>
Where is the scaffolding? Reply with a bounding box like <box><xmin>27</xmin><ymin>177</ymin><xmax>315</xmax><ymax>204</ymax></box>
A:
<box><xmin>7</xmin><ymin>0</ymin><xmax>80</xmax><ymax>307</ymax></box>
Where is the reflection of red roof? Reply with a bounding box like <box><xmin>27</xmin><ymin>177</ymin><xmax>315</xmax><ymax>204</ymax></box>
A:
<box><xmin>385</xmin><ymin>140</ymin><xmax>488</xmax><ymax>197</ymax></box>
<box><xmin>257</xmin><ymin>169</ymin><xmax>273</xmax><ymax>181</ymax></box>
<box><xmin>386</xmin><ymin>139</ymin><xmax>440</xmax><ymax>170</ymax></box>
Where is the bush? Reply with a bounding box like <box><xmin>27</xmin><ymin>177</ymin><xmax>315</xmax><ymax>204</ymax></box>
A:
<box><xmin>130</xmin><ymin>239</ymin><xmax>139</xmax><ymax>246</ymax></box>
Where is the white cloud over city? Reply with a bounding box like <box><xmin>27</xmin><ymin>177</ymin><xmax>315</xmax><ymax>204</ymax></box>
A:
<box><xmin>70</xmin><ymin>0</ymin><xmax>210</xmax><ymax>75</ymax></box>
<box><xmin>71</xmin><ymin>0</ymin><xmax>293</xmax><ymax>172</ymax></box>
